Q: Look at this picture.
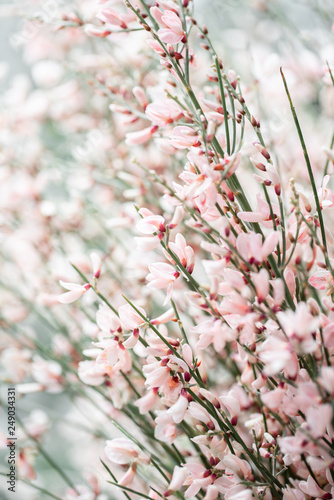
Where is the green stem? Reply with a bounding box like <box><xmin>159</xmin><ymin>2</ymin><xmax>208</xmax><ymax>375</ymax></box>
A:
<box><xmin>280</xmin><ymin>68</ymin><xmax>328</xmax><ymax>254</ymax></box>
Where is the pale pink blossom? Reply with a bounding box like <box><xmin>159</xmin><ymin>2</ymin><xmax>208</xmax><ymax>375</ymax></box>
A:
<box><xmin>146</xmin><ymin>262</ymin><xmax>180</xmax><ymax>303</ymax></box>
<box><xmin>119</xmin><ymin>463</ymin><xmax>137</xmax><ymax>486</ymax></box>
<box><xmin>135</xmin><ymin>235</ymin><xmax>162</xmax><ymax>251</ymax></box>
<box><xmin>146</xmin><ymin>100</ymin><xmax>183</xmax><ymax>127</ymax></box>
<box><xmin>98</xmin><ymin>9</ymin><xmax>128</xmax><ymax>29</ymax></box>
<box><xmin>258</xmin><ymin>336</ymin><xmax>299</xmax><ymax>377</ymax></box>
<box><xmin>78</xmin><ymin>360</ymin><xmax>107</xmax><ymax>386</ymax></box>
<box><xmin>134</xmin><ymin>388</ymin><xmax>159</xmax><ymax>414</ymax></box>
<box><xmin>137</xmin><ymin>208</ymin><xmax>166</xmax><ymax>234</ymax></box>
<box><xmin>184</xmin><ymin>463</ymin><xmax>214</xmax><ymax>497</ymax></box>
<box><xmin>155</xmin><ymin>10</ymin><xmax>186</xmax><ymax>45</ymax></box>
<box><xmin>169</xmin><ymin>206</ymin><xmax>185</xmax><ymax>229</ymax></box>
<box><xmin>219</xmin><ymin>390</ymin><xmax>240</xmax><ymax>425</ymax></box>
<box><xmin>154</xmin><ymin>413</ymin><xmax>177</xmax><ymax>444</ymax></box>
<box><xmin>282</xmin><ymin>486</ymin><xmax>305</xmax><ymax>500</ymax></box>
<box><xmin>222</xmin><ymin>454</ymin><xmax>252</xmax><ymax>480</ymax></box>
<box><xmin>118</xmin><ymin>303</ymin><xmax>145</xmax><ymax>330</ymax></box>
<box><xmin>90</xmin><ymin>252</ymin><xmax>102</xmax><ymax>279</ymax></box>
<box><xmin>166</xmin><ymin>390</ymin><xmax>188</xmax><ymax>423</ymax></box>
<box><xmin>170</xmin><ymin>126</ymin><xmax>200</xmax><ymax>149</ymax></box>
<box><xmin>165</xmin><ymin>466</ymin><xmax>188</xmax><ymax>496</ymax></box>
<box><xmin>306</xmin><ymin>404</ymin><xmax>332</xmax><ymax>438</ymax></box>
<box><xmin>132</xmin><ymin>86</ymin><xmax>148</xmax><ymax>109</ymax></box>
<box><xmin>236</xmin><ymin>232</ymin><xmax>279</xmax><ymax>264</ymax></box>
<box><xmin>299</xmin><ymin>475</ymin><xmax>327</xmax><ymax>497</ymax></box>
<box><xmin>151</xmin><ymin>308</ymin><xmax>175</xmax><ymax>325</ymax></box>
<box><xmin>277</xmin><ymin>302</ymin><xmax>319</xmax><ymax>354</ymax></box>
<box><xmin>94</xmin><ymin>339</ymin><xmax>132</xmax><ymax>372</ymax></box>
<box><xmin>309</xmin><ymin>269</ymin><xmax>334</xmax><ymax>291</ymax></box>
<box><xmin>58</xmin><ymin>281</ymin><xmax>91</xmax><ymax>304</ymax></box>
<box><xmin>167</xmin><ymin>233</ymin><xmax>195</xmax><ymax>273</ymax></box>
<box><xmin>105</xmin><ymin>438</ymin><xmax>141</xmax><ymax>465</ymax></box>
<box><xmin>143</xmin><ymin>358</ymin><xmax>170</xmax><ymax>389</ymax></box>
<box><xmin>187</xmin><ymin>402</ymin><xmax>216</xmax><ymax>430</ymax></box>
<box><xmin>125</xmin><ymin>125</ymin><xmax>158</xmax><ymax>145</ymax></box>
<box><xmin>252</xmin><ymin>269</ymin><xmax>270</xmax><ymax>303</ymax></box>
<box><xmin>238</xmin><ymin>194</ymin><xmax>279</xmax><ymax>226</ymax></box>
<box><xmin>84</xmin><ymin>25</ymin><xmax>111</xmax><ymax>38</ymax></box>
<box><xmin>318</xmin><ymin>174</ymin><xmax>334</xmax><ymax>209</ymax></box>
<box><xmin>96</xmin><ymin>304</ymin><xmax>121</xmax><ymax>334</ymax></box>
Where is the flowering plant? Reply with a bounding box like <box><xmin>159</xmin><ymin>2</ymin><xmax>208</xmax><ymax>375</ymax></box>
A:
<box><xmin>1</xmin><ymin>1</ymin><xmax>334</xmax><ymax>499</ymax></box>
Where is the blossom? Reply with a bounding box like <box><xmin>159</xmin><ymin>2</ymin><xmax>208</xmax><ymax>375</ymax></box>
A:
<box><xmin>98</xmin><ymin>9</ymin><xmax>128</xmax><ymax>29</ymax></box>
<box><xmin>105</xmin><ymin>438</ymin><xmax>142</xmax><ymax>465</ymax></box>
<box><xmin>170</xmin><ymin>126</ymin><xmax>200</xmax><ymax>149</ymax></box>
<box><xmin>58</xmin><ymin>281</ymin><xmax>91</xmax><ymax>304</ymax></box>
<box><xmin>236</xmin><ymin>232</ymin><xmax>279</xmax><ymax>264</ymax></box>
<box><xmin>118</xmin><ymin>303</ymin><xmax>145</xmax><ymax>330</ymax></box>
<box><xmin>146</xmin><ymin>262</ymin><xmax>180</xmax><ymax>303</ymax></box>
<box><xmin>166</xmin><ymin>390</ymin><xmax>188</xmax><ymax>423</ymax></box>
<box><xmin>318</xmin><ymin>174</ymin><xmax>334</xmax><ymax>209</ymax></box>
<box><xmin>125</xmin><ymin>125</ymin><xmax>158</xmax><ymax>145</ymax></box>
<box><xmin>152</xmin><ymin>9</ymin><xmax>186</xmax><ymax>45</ymax></box>
<box><xmin>146</xmin><ymin>100</ymin><xmax>183</xmax><ymax>127</ymax></box>
<box><xmin>238</xmin><ymin>194</ymin><xmax>279</xmax><ymax>226</ymax></box>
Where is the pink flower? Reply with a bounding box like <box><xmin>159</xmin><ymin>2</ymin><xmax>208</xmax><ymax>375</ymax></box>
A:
<box><xmin>137</xmin><ymin>208</ymin><xmax>166</xmax><ymax>234</ymax></box>
<box><xmin>134</xmin><ymin>388</ymin><xmax>159</xmax><ymax>415</ymax></box>
<box><xmin>166</xmin><ymin>390</ymin><xmax>188</xmax><ymax>423</ymax></box>
<box><xmin>165</xmin><ymin>466</ymin><xmax>189</xmax><ymax>496</ymax></box>
<box><xmin>318</xmin><ymin>174</ymin><xmax>334</xmax><ymax>209</ymax></box>
<box><xmin>118</xmin><ymin>303</ymin><xmax>146</xmax><ymax>330</ymax></box>
<box><xmin>155</xmin><ymin>10</ymin><xmax>186</xmax><ymax>45</ymax></box>
<box><xmin>93</xmin><ymin>339</ymin><xmax>132</xmax><ymax>372</ymax></box>
<box><xmin>167</xmin><ymin>233</ymin><xmax>195</xmax><ymax>273</ymax></box>
<box><xmin>238</xmin><ymin>194</ymin><xmax>279</xmax><ymax>226</ymax></box>
<box><xmin>169</xmin><ymin>206</ymin><xmax>185</xmax><ymax>229</ymax></box>
<box><xmin>183</xmin><ymin>463</ymin><xmax>214</xmax><ymax>497</ymax></box>
<box><xmin>143</xmin><ymin>358</ymin><xmax>171</xmax><ymax>389</ymax></box>
<box><xmin>84</xmin><ymin>25</ymin><xmax>111</xmax><ymax>38</ymax></box>
<box><xmin>309</xmin><ymin>269</ymin><xmax>334</xmax><ymax>291</ymax></box>
<box><xmin>58</xmin><ymin>280</ymin><xmax>91</xmax><ymax>304</ymax></box>
<box><xmin>236</xmin><ymin>232</ymin><xmax>279</xmax><ymax>265</ymax></box>
<box><xmin>170</xmin><ymin>126</ymin><xmax>200</xmax><ymax>149</ymax></box>
<box><xmin>306</xmin><ymin>403</ymin><xmax>332</xmax><ymax>438</ymax></box>
<box><xmin>147</xmin><ymin>39</ymin><xmax>166</xmax><ymax>56</ymax></box>
<box><xmin>277</xmin><ymin>302</ymin><xmax>319</xmax><ymax>354</ymax></box>
<box><xmin>282</xmin><ymin>486</ymin><xmax>305</xmax><ymax>500</ymax></box>
<box><xmin>98</xmin><ymin>9</ymin><xmax>128</xmax><ymax>29</ymax></box>
<box><xmin>135</xmin><ymin>235</ymin><xmax>162</xmax><ymax>252</ymax></box>
<box><xmin>146</xmin><ymin>262</ymin><xmax>180</xmax><ymax>303</ymax></box>
<box><xmin>132</xmin><ymin>86</ymin><xmax>148</xmax><ymax>109</ymax></box>
<box><xmin>222</xmin><ymin>454</ymin><xmax>252</xmax><ymax>480</ymax></box>
<box><xmin>146</xmin><ymin>100</ymin><xmax>183</xmax><ymax>127</ymax></box>
<box><xmin>187</xmin><ymin>402</ymin><xmax>216</xmax><ymax>430</ymax></box>
<box><xmin>299</xmin><ymin>476</ymin><xmax>327</xmax><ymax>498</ymax></box>
<box><xmin>151</xmin><ymin>308</ymin><xmax>175</xmax><ymax>325</ymax></box>
<box><xmin>96</xmin><ymin>304</ymin><xmax>121</xmax><ymax>334</ymax></box>
<box><xmin>260</xmin><ymin>386</ymin><xmax>285</xmax><ymax>412</ymax></box>
<box><xmin>125</xmin><ymin>125</ymin><xmax>158</xmax><ymax>145</ymax></box>
<box><xmin>252</xmin><ymin>269</ymin><xmax>270</xmax><ymax>303</ymax></box>
<box><xmin>219</xmin><ymin>390</ymin><xmax>241</xmax><ymax>425</ymax></box>
<box><xmin>104</xmin><ymin>438</ymin><xmax>140</xmax><ymax>465</ymax></box>
<box><xmin>90</xmin><ymin>252</ymin><xmax>102</xmax><ymax>279</ymax></box>
<box><xmin>258</xmin><ymin>336</ymin><xmax>299</xmax><ymax>378</ymax></box>
<box><xmin>78</xmin><ymin>360</ymin><xmax>107</xmax><ymax>386</ymax></box>
<box><xmin>154</xmin><ymin>412</ymin><xmax>177</xmax><ymax>444</ymax></box>
<box><xmin>119</xmin><ymin>463</ymin><xmax>137</xmax><ymax>487</ymax></box>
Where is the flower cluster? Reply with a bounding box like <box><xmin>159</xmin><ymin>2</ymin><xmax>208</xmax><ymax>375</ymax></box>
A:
<box><xmin>1</xmin><ymin>1</ymin><xmax>334</xmax><ymax>500</ymax></box>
